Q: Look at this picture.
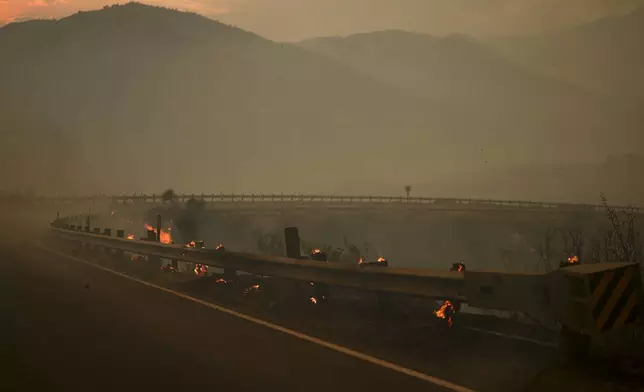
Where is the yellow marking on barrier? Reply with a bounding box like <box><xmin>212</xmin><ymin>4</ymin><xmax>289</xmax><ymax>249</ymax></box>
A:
<box><xmin>613</xmin><ymin>291</ymin><xmax>639</xmax><ymax>329</ymax></box>
<box><xmin>595</xmin><ymin>267</ymin><xmax>635</xmax><ymax>331</ymax></box>
<box><xmin>589</xmin><ymin>271</ymin><xmax>614</xmax><ymax>309</ymax></box>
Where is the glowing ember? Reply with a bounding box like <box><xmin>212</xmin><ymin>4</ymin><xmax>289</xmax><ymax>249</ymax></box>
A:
<box><xmin>310</xmin><ymin>297</ymin><xmax>317</xmax><ymax>305</ymax></box>
<box><xmin>312</xmin><ymin>248</ymin><xmax>321</xmax><ymax>255</ymax></box>
<box><xmin>144</xmin><ymin>224</ymin><xmax>172</xmax><ymax>244</ymax></box>
<box><xmin>216</xmin><ymin>244</ymin><xmax>225</xmax><ymax>251</ymax></box>
<box><xmin>186</xmin><ymin>241</ymin><xmax>197</xmax><ymax>248</ymax></box>
<box><xmin>434</xmin><ymin>300</ymin><xmax>456</xmax><ymax>328</ymax></box>
<box><xmin>161</xmin><ymin>265</ymin><xmax>178</xmax><ymax>273</ymax></box>
<box><xmin>215</xmin><ymin>278</ymin><xmax>228</xmax><ymax>284</ymax></box>
<box><xmin>568</xmin><ymin>255</ymin><xmax>579</xmax><ymax>265</ymax></box>
<box><xmin>126</xmin><ymin>233</ymin><xmax>135</xmax><ymax>240</ymax></box>
<box><xmin>451</xmin><ymin>262</ymin><xmax>466</xmax><ymax>272</ymax></box>
<box><xmin>194</xmin><ymin>264</ymin><xmax>208</xmax><ymax>276</ymax></box>
<box><xmin>244</xmin><ymin>284</ymin><xmax>260</xmax><ymax>295</ymax></box>
<box><xmin>358</xmin><ymin>257</ymin><xmax>364</xmax><ymax>265</ymax></box>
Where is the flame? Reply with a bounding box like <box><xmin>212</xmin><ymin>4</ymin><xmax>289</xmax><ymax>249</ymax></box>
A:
<box><xmin>144</xmin><ymin>224</ymin><xmax>172</xmax><ymax>244</ymax></box>
<box><xmin>215</xmin><ymin>278</ymin><xmax>228</xmax><ymax>284</ymax></box>
<box><xmin>216</xmin><ymin>244</ymin><xmax>225</xmax><ymax>250</ymax></box>
<box><xmin>312</xmin><ymin>248</ymin><xmax>321</xmax><ymax>255</ymax></box>
<box><xmin>457</xmin><ymin>264</ymin><xmax>464</xmax><ymax>272</ymax></box>
<box><xmin>434</xmin><ymin>300</ymin><xmax>456</xmax><ymax>328</ymax></box>
<box><xmin>244</xmin><ymin>284</ymin><xmax>260</xmax><ymax>295</ymax></box>
<box><xmin>568</xmin><ymin>255</ymin><xmax>579</xmax><ymax>265</ymax></box>
<box><xmin>186</xmin><ymin>240</ymin><xmax>197</xmax><ymax>248</ymax></box>
<box><xmin>126</xmin><ymin>233</ymin><xmax>135</xmax><ymax>240</ymax></box>
<box><xmin>358</xmin><ymin>257</ymin><xmax>363</xmax><ymax>265</ymax></box>
<box><xmin>310</xmin><ymin>297</ymin><xmax>317</xmax><ymax>304</ymax></box>
<box><xmin>194</xmin><ymin>264</ymin><xmax>208</xmax><ymax>276</ymax></box>
<box><xmin>377</xmin><ymin>256</ymin><xmax>387</xmax><ymax>263</ymax></box>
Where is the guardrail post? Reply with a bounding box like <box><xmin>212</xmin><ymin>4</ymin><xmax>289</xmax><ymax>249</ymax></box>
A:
<box><xmin>284</xmin><ymin>227</ymin><xmax>301</xmax><ymax>259</ymax></box>
<box><xmin>115</xmin><ymin>230</ymin><xmax>125</xmax><ymax>259</ymax></box>
<box><xmin>156</xmin><ymin>214</ymin><xmax>162</xmax><ymax>242</ymax></box>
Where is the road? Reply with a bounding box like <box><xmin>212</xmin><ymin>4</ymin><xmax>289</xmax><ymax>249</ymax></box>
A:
<box><xmin>0</xmin><ymin>227</ymin><xmax>471</xmax><ymax>392</ymax></box>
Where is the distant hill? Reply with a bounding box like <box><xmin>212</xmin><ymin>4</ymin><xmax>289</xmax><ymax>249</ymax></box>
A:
<box><xmin>299</xmin><ymin>30</ymin><xmax>642</xmax><ymax>167</ymax></box>
<box><xmin>491</xmin><ymin>6</ymin><xmax>644</xmax><ymax>102</ymax></box>
<box><xmin>1</xmin><ymin>3</ymin><xmax>641</xmax><ymax>200</ymax></box>
<box><xmin>0</xmin><ymin>4</ymin><xmax>437</xmax><ymax>194</ymax></box>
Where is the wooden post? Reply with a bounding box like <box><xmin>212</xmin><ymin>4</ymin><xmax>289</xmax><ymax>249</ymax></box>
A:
<box><xmin>156</xmin><ymin>214</ymin><xmax>162</xmax><ymax>242</ymax></box>
<box><xmin>284</xmin><ymin>227</ymin><xmax>301</xmax><ymax>259</ymax></box>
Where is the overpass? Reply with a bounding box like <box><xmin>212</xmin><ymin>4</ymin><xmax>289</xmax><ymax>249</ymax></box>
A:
<box><xmin>28</xmin><ymin>193</ymin><xmax>643</xmax><ymax>214</ymax></box>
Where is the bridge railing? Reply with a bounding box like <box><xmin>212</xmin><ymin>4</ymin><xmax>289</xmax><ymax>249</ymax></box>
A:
<box><xmin>32</xmin><ymin>193</ymin><xmax>643</xmax><ymax>213</ymax></box>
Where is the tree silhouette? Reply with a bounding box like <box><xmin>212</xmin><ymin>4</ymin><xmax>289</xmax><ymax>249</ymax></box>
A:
<box><xmin>404</xmin><ymin>185</ymin><xmax>412</xmax><ymax>198</ymax></box>
<box><xmin>161</xmin><ymin>188</ymin><xmax>176</xmax><ymax>203</ymax></box>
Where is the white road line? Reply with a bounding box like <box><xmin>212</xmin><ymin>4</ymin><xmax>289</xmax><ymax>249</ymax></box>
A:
<box><xmin>464</xmin><ymin>326</ymin><xmax>558</xmax><ymax>348</ymax></box>
<box><xmin>34</xmin><ymin>243</ymin><xmax>477</xmax><ymax>392</ymax></box>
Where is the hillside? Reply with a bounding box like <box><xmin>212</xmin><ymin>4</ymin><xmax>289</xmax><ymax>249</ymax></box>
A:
<box><xmin>299</xmin><ymin>30</ymin><xmax>642</xmax><ymax>167</ymax></box>
<box><xmin>491</xmin><ymin>6</ymin><xmax>644</xmax><ymax>102</ymax></box>
<box><xmin>1</xmin><ymin>3</ymin><xmax>640</xmax><ymax>199</ymax></box>
<box><xmin>0</xmin><ymin>4</ymin><xmax>453</xmax><ymax>195</ymax></box>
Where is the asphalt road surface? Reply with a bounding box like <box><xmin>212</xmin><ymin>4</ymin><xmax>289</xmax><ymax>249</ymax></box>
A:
<box><xmin>0</xmin><ymin>224</ymin><xmax>478</xmax><ymax>392</ymax></box>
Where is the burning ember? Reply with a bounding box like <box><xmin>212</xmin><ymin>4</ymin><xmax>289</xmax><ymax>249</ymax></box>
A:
<box><xmin>144</xmin><ymin>224</ymin><xmax>172</xmax><ymax>244</ymax></box>
<box><xmin>310</xmin><ymin>297</ymin><xmax>317</xmax><ymax>305</ymax></box>
<box><xmin>126</xmin><ymin>233</ymin><xmax>135</xmax><ymax>240</ymax></box>
<box><xmin>434</xmin><ymin>300</ymin><xmax>456</xmax><ymax>328</ymax></box>
<box><xmin>568</xmin><ymin>255</ymin><xmax>579</xmax><ymax>265</ymax></box>
<box><xmin>377</xmin><ymin>256</ymin><xmax>389</xmax><ymax>266</ymax></box>
<box><xmin>451</xmin><ymin>262</ymin><xmax>466</xmax><ymax>272</ymax></box>
<box><xmin>312</xmin><ymin>249</ymin><xmax>321</xmax><ymax>255</ymax></box>
<box><xmin>244</xmin><ymin>284</ymin><xmax>260</xmax><ymax>295</ymax></box>
<box><xmin>216</xmin><ymin>244</ymin><xmax>226</xmax><ymax>251</ymax></box>
<box><xmin>161</xmin><ymin>264</ymin><xmax>178</xmax><ymax>273</ymax></box>
<box><xmin>215</xmin><ymin>278</ymin><xmax>228</xmax><ymax>284</ymax></box>
<box><xmin>358</xmin><ymin>257</ymin><xmax>364</xmax><ymax>265</ymax></box>
<box><xmin>194</xmin><ymin>264</ymin><xmax>208</xmax><ymax>276</ymax></box>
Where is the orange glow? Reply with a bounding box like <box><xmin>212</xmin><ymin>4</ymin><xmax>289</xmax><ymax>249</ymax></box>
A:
<box><xmin>434</xmin><ymin>300</ymin><xmax>456</xmax><ymax>328</ymax></box>
<box><xmin>377</xmin><ymin>256</ymin><xmax>386</xmax><ymax>263</ymax></box>
<box><xmin>215</xmin><ymin>278</ymin><xmax>228</xmax><ymax>284</ymax></box>
<box><xmin>186</xmin><ymin>240</ymin><xmax>197</xmax><ymax>248</ymax></box>
<box><xmin>244</xmin><ymin>284</ymin><xmax>260</xmax><ymax>295</ymax></box>
<box><xmin>358</xmin><ymin>257</ymin><xmax>363</xmax><ymax>265</ymax></box>
<box><xmin>126</xmin><ymin>233</ymin><xmax>135</xmax><ymax>240</ymax></box>
<box><xmin>144</xmin><ymin>223</ymin><xmax>172</xmax><ymax>244</ymax></box>
<box><xmin>312</xmin><ymin>248</ymin><xmax>321</xmax><ymax>255</ymax></box>
<box><xmin>310</xmin><ymin>297</ymin><xmax>317</xmax><ymax>304</ymax></box>
<box><xmin>568</xmin><ymin>255</ymin><xmax>579</xmax><ymax>265</ymax></box>
<box><xmin>194</xmin><ymin>263</ymin><xmax>208</xmax><ymax>276</ymax></box>
<box><xmin>457</xmin><ymin>264</ymin><xmax>464</xmax><ymax>272</ymax></box>
<box><xmin>216</xmin><ymin>244</ymin><xmax>225</xmax><ymax>250</ymax></box>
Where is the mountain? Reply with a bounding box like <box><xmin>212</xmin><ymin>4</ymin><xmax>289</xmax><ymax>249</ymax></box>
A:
<box><xmin>299</xmin><ymin>30</ymin><xmax>642</xmax><ymax>166</ymax></box>
<box><xmin>0</xmin><ymin>4</ymin><xmax>440</xmax><ymax>194</ymax></box>
<box><xmin>491</xmin><ymin>6</ymin><xmax>644</xmax><ymax>102</ymax></box>
<box><xmin>1</xmin><ymin>3</ymin><xmax>640</xmax><ymax>199</ymax></box>
<box><xmin>421</xmin><ymin>153</ymin><xmax>644</xmax><ymax>207</ymax></box>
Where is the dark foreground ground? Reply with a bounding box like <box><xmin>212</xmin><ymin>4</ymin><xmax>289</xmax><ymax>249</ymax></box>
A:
<box><xmin>1</xmin><ymin>208</ymin><xmax>643</xmax><ymax>392</ymax></box>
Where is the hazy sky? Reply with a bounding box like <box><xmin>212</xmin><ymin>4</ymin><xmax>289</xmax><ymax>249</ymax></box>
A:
<box><xmin>1</xmin><ymin>0</ymin><xmax>643</xmax><ymax>41</ymax></box>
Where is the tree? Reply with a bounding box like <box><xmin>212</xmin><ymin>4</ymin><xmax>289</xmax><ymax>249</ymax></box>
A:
<box><xmin>601</xmin><ymin>194</ymin><xmax>641</xmax><ymax>263</ymax></box>
<box><xmin>404</xmin><ymin>185</ymin><xmax>412</xmax><ymax>198</ymax></box>
<box><xmin>161</xmin><ymin>188</ymin><xmax>176</xmax><ymax>203</ymax></box>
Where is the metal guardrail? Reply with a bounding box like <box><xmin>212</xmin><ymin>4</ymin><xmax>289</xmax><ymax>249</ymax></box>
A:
<box><xmin>33</xmin><ymin>193</ymin><xmax>643</xmax><ymax>213</ymax></box>
<box><xmin>51</xmin><ymin>225</ymin><xmax>466</xmax><ymax>301</ymax></box>
<box><xmin>50</xmin><ymin>215</ymin><xmax>644</xmax><ymax>350</ymax></box>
